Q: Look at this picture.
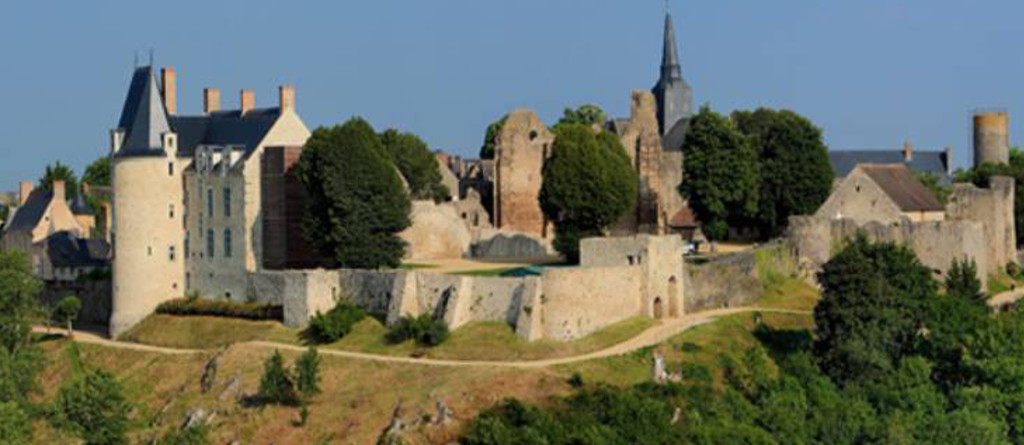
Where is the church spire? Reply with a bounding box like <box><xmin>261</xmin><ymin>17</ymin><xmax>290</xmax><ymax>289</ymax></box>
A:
<box><xmin>660</xmin><ymin>12</ymin><xmax>682</xmax><ymax>82</ymax></box>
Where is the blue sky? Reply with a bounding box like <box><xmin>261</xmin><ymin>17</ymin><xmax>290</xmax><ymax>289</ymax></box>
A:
<box><xmin>0</xmin><ymin>1</ymin><xmax>1021</xmax><ymax>192</ymax></box>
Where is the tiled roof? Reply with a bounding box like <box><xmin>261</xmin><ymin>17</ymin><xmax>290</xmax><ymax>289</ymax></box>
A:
<box><xmin>858</xmin><ymin>163</ymin><xmax>945</xmax><ymax>212</ymax></box>
<box><xmin>830</xmin><ymin>150</ymin><xmax>951</xmax><ymax>184</ymax></box>
<box><xmin>668</xmin><ymin>204</ymin><xmax>699</xmax><ymax>228</ymax></box>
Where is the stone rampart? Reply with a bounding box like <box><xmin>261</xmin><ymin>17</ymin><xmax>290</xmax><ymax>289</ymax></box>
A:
<box><xmin>538</xmin><ymin>266</ymin><xmax>643</xmax><ymax>341</ymax></box>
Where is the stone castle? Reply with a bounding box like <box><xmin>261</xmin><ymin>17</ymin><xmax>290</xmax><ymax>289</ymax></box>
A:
<box><xmin>106</xmin><ymin>12</ymin><xmax>697</xmax><ymax>338</ymax></box>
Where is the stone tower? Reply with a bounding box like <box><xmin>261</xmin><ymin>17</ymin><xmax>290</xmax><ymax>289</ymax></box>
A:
<box><xmin>109</xmin><ymin>66</ymin><xmax>187</xmax><ymax>336</ymax></box>
<box><xmin>651</xmin><ymin>11</ymin><xmax>693</xmax><ymax>137</ymax></box>
<box><xmin>973</xmin><ymin>110</ymin><xmax>1010</xmax><ymax>167</ymax></box>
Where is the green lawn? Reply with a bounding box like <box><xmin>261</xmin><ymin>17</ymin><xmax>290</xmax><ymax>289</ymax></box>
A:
<box><xmin>758</xmin><ymin>278</ymin><xmax>820</xmax><ymax>312</ymax></box>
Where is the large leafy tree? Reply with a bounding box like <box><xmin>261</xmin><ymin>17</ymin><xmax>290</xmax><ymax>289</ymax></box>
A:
<box><xmin>39</xmin><ymin>161</ymin><xmax>79</xmax><ymax>201</ymax></box>
<box><xmin>956</xmin><ymin>147</ymin><xmax>1024</xmax><ymax>246</ymax></box>
<box><xmin>82</xmin><ymin>157</ymin><xmax>111</xmax><ymax>187</ymax></box>
<box><xmin>679</xmin><ymin>106</ymin><xmax>760</xmax><ymax>240</ymax></box>
<box><xmin>553</xmin><ymin>104</ymin><xmax>607</xmax><ymax>132</ymax></box>
<box><xmin>379</xmin><ymin>129</ymin><xmax>450</xmax><ymax>202</ymax></box>
<box><xmin>479</xmin><ymin>115</ymin><xmax>508</xmax><ymax>160</ymax></box>
<box><xmin>732</xmin><ymin>108</ymin><xmax>834</xmax><ymax>237</ymax></box>
<box><xmin>813</xmin><ymin>235</ymin><xmax>937</xmax><ymax>384</ymax></box>
<box><xmin>540</xmin><ymin>125</ymin><xmax>637</xmax><ymax>263</ymax></box>
<box><xmin>297</xmin><ymin>118</ymin><xmax>411</xmax><ymax>269</ymax></box>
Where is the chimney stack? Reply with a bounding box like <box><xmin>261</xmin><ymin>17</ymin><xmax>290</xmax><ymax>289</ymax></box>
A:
<box><xmin>241</xmin><ymin>89</ymin><xmax>255</xmax><ymax>114</ymax></box>
<box><xmin>161</xmin><ymin>67</ymin><xmax>177</xmax><ymax>115</ymax></box>
<box><xmin>18</xmin><ymin>182</ymin><xmax>32</xmax><ymax>206</ymax></box>
<box><xmin>903</xmin><ymin>140</ymin><xmax>914</xmax><ymax>162</ymax></box>
<box><xmin>53</xmin><ymin>180</ymin><xmax>66</xmax><ymax>203</ymax></box>
<box><xmin>944</xmin><ymin>146</ymin><xmax>954</xmax><ymax>176</ymax></box>
<box><xmin>203</xmin><ymin>88</ymin><xmax>221</xmax><ymax>114</ymax></box>
<box><xmin>279</xmin><ymin>85</ymin><xmax>295</xmax><ymax>111</ymax></box>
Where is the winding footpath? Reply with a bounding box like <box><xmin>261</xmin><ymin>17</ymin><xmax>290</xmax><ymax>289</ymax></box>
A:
<box><xmin>35</xmin><ymin>307</ymin><xmax>811</xmax><ymax>369</ymax></box>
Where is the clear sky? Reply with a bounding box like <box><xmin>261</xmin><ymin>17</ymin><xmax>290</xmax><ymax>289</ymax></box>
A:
<box><xmin>1</xmin><ymin>0</ymin><xmax>1021</xmax><ymax>192</ymax></box>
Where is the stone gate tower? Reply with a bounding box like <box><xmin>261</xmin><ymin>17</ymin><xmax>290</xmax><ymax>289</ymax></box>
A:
<box><xmin>109</xmin><ymin>66</ymin><xmax>187</xmax><ymax>336</ymax></box>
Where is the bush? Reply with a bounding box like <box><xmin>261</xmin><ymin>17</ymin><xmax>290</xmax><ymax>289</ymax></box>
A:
<box><xmin>158</xmin><ymin>424</ymin><xmax>208</xmax><ymax>445</ymax></box>
<box><xmin>155</xmin><ymin>298</ymin><xmax>282</xmax><ymax>321</ymax></box>
<box><xmin>305</xmin><ymin>302</ymin><xmax>366</xmax><ymax>344</ymax></box>
<box><xmin>0</xmin><ymin>401</ymin><xmax>31</xmax><ymax>445</ymax></box>
<box><xmin>257</xmin><ymin>350</ymin><xmax>298</xmax><ymax>406</ymax></box>
<box><xmin>568</xmin><ymin>372</ymin><xmax>584</xmax><ymax>388</ymax></box>
<box><xmin>386</xmin><ymin>314</ymin><xmax>449</xmax><ymax>347</ymax></box>
<box><xmin>294</xmin><ymin>347</ymin><xmax>321</xmax><ymax>399</ymax></box>
<box><xmin>50</xmin><ymin>369</ymin><xmax>131</xmax><ymax>445</ymax></box>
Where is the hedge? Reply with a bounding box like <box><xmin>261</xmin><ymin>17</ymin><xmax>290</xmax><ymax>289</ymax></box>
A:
<box><xmin>155</xmin><ymin>298</ymin><xmax>283</xmax><ymax>321</ymax></box>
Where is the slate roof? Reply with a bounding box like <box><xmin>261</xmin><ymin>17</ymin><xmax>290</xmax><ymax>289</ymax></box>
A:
<box><xmin>46</xmin><ymin>231</ymin><xmax>110</xmax><ymax>269</ymax></box>
<box><xmin>4</xmin><ymin>189</ymin><xmax>53</xmax><ymax>233</ymax></box>
<box><xmin>830</xmin><ymin>150</ymin><xmax>951</xmax><ymax>184</ymax></box>
<box><xmin>69</xmin><ymin>194</ymin><xmax>92</xmax><ymax>216</ymax></box>
<box><xmin>858</xmin><ymin>164</ymin><xmax>945</xmax><ymax>212</ymax></box>
<box><xmin>662</xmin><ymin>117</ymin><xmax>690</xmax><ymax>151</ymax></box>
<box><xmin>115</xmin><ymin>66</ymin><xmax>281</xmax><ymax>160</ymax></box>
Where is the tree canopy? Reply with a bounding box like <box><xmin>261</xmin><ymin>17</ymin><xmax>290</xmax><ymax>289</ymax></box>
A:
<box><xmin>553</xmin><ymin>104</ymin><xmax>608</xmax><ymax>132</ymax></box>
<box><xmin>540</xmin><ymin>125</ymin><xmax>637</xmax><ymax>262</ymax></box>
<box><xmin>39</xmin><ymin>161</ymin><xmax>79</xmax><ymax>201</ymax></box>
<box><xmin>296</xmin><ymin>118</ymin><xmax>411</xmax><ymax>269</ymax></box>
<box><xmin>479</xmin><ymin>115</ymin><xmax>508</xmax><ymax>160</ymax></box>
<box><xmin>379</xmin><ymin>129</ymin><xmax>450</xmax><ymax>202</ymax></box>
<box><xmin>732</xmin><ymin>108</ymin><xmax>834</xmax><ymax>237</ymax></box>
<box><xmin>679</xmin><ymin>106</ymin><xmax>760</xmax><ymax>240</ymax></box>
<box><xmin>82</xmin><ymin>157</ymin><xmax>111</xmax><ymax>187</ymax></box>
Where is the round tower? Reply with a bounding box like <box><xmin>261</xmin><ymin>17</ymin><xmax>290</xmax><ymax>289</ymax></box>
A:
<box><xmin>973</xmin><ymin>110</ymin><xmax>1010</xmax><ymax>167</ymax></box>
<box><xmin>108</xmin><ymin>66</ymin><xmax>186</xmax><ymax>337</ymax></box>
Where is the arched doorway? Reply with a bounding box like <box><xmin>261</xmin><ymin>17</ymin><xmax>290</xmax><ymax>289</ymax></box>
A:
<box><xmin>653</xmin><ymin>297</ymin><xmax>664</xmax><ymax>319</ymax></box>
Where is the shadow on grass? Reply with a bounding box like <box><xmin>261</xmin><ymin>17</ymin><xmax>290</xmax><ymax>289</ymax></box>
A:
<box><xmin>753</xmin><ymin>322</ymin><xmax>813</xmax><ymax>359</ymax></box>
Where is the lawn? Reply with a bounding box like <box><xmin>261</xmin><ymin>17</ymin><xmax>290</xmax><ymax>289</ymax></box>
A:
<box><xmin>757</xmin><ymin>277</ymin><xmax>820</xmax><ymax>312</ymax></box>
<box><xmin>119</xmin><ymin>314</ymin><xmax>299</xmax><ymax>349</ymax></box>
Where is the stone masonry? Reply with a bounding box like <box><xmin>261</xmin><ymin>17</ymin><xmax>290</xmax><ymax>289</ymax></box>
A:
<box><xmin>493</xmin><ymin>110</ymin><xmax>554</xmax><ymax>237</ymax></box>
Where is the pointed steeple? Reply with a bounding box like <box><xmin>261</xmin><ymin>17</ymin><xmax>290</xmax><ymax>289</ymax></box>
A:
<box><xmin>660</xmin><ymin>13</ymin><xmax>682</xmax><ymax>82</ymax></box>
<box><xmin>115</xmin><ymin>66</ymin><xmax>171</xmax><ymax>152</ymax></box>
<box><xmin>652</xmin><ymin>10</ymin><xmax>693</xmax><ymax>141</ymax></box>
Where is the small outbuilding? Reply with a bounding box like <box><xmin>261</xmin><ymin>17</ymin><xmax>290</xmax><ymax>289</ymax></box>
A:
<box><xmin>815</xmin><ymin>163</ymin><xmax>945</xmax><ymax>225</ymax></box>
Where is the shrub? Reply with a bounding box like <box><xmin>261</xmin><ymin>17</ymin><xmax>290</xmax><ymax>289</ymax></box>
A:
<box><xmin>55</xmin><ymin>297</ymin><xmax>82</xmax><ymax>335</ymax></box>
<box><xmin>305</xmin><ymin>302</ymin><xmax>366</xmax><ymax>344</ymax></box>
<box><xmin>295</xmin><ymin>347</ymin><xmax>321</xmax><ymax>399</ymax></box>
<box><xmin>257</xmin><ymin>350</ymin><xmax>298</xmax><ymax>406</ymax></box>
<box><xmin>568</xmin><ymin>372</ymin><xmax>584</xmax><ymax>388</ymax></box>
<box><xmin>158</xmin><ymin>424</ymin><xmax>208</xmax><ymax>445</ymax></box>
<box><xmin>155</xmin><ymin>298</ymin><xmax>282</xmax><ymax>321</ymax></box>
<box><xmin>0</xmin><ymin>401</ymin><xmax>31</xmax><ymax>445</ymax></box>
<box><xmin>386</xmin><ymin>314</ymin><xmax>450</xmax><ymax>347</ymax></box>
<box><xmin>50</xmin><ymin>369</ymin><xmax>131</xmax><ymax>445</ymax></box>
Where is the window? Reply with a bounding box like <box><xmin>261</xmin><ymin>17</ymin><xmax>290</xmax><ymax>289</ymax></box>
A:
<box><xmin>184</xmin><ymin>232</ymin><xmax>190</xmax><ymax>258</ymax></box>
<box><xmin>207</xmin><ymin>188</ymin><xmax>214</xmax><ymax>217</ymax></box>
<box><xmin>223</xmin><ymin>186</ymin><xmax>232</xmax><ymax>218</ymax></box>
<box><xmin>223</xmin><ymin>229</ymin><xmax>232</xmax><ymax>258</ymax></box>
<box><xmin>206</xmin><ymin>229</ymin><xmax>215</xmax><ymax>258</ymax></box>
<box><xmin>169</xmin><ymin>245</ymin><xmax>176</xmax><ymax>261</ymax></box>
<box><xmin>169</xmin><ymin>204</ymin><xmax>175</xmax><ymax>219</ymax></box>
<box><xmin>168</xmin><ymin>162</ymin><xmax>174</xmax><ymax>176</ymax></box>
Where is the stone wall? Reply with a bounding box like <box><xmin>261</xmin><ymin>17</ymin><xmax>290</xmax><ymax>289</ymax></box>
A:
<box><xmin>685</xmin><ymin>252</ymin><xmax>763</xmax><ymax>312</ymax></box>
<box><xmin>946</xmin><ymin>177</ymin><xmax>1016</xmax><ymax>272</ymax></box>
<box><xmin>493</xmin><ymin>110</ymin><xmax>554</xmax><ymax>237</ymax></box>
<box><xmin>468</xmin><ymin>229</ymin><xmax>555</xmax><ymax>261</ymax></box>
<box><xmin>537</xmin><ymin>266</ymin><xmax>643</xmax><ymax>341</ymax></box>
<box><xmin>40</xmin><ymin>279</ymin><xmax>112</xmax><ymax>327</ymax></box>
<box><xmin>400</xmin><ymin>201</ymin><xmax>472</xmax><ymax>261</ymax></box>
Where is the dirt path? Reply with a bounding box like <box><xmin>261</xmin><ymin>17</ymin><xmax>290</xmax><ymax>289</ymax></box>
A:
<box><xmin>988</xmin><ymin>287</ymin><xmax>1024</xmax><ymax>309</ymax></box>
<box><xmin>35</xmin><ymin>307</ymin><xmax>810</xmax><ymax>368</ymax></box>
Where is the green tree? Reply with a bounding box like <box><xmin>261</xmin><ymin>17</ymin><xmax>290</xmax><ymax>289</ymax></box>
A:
<box><xmin>294</xmin><ymin>347</ymin><xmax>321</xmax><ymax>400</ymax></box>
<box><xmin>914</xmin><ymin>171</ymin><xmax>952</xmax><ymax>205</ymax></box>
<box><xmin>479</xmin><ymin>115</ymin><xmax>507</xmax><ymax>160</ymax></box>
<box><xmin>296</xmin><ymin>118</ymin><xmax>411</xmax><ymax>269</ymax></box>
<box><xmin>51</xmin><ymin>369</ymin><xmax>131</xmax><ymax>445</ymax></box>
<box><xmin>0</xmin><ymin>401</ymin><xmax>31</xmax><ymax>445</ymax></box>
<box><xmin>539</xmin><ymin>125</ymin><xmax>637</xmax><ymax>263</ymax></box>
<box><xmin>39</xmin><ymin>161</ymin><xmax>80</xmax><ymax>201</ymax></box>
<box><xmin>813</xmin><ymin>235</ymin><xmax>937</xmax><ymax>384</ymax></box>
<box><xmin>257</xmin><ymin>350</ymin><xmax>297</xmax><ymax>406</ymax></box>
<box><xmin>0</xmin><ymin>250</ymin><xmax>43</xmax><ymax>354</ymax></box>
<box><xmin>379</xmin><ymin>129</ymin><xmax>450</xmax><ymax>202</ymax></box>
<box><xmin>553</xmin><ymin>104</ymin><xmax>607</xmax><ymax>132</ymax></box>
<box><xmin>946</xmin><ymin>258</ymin><xmax>984</xmax><ymax>303</ymax></box>
<box><xmin>55</xmin><ymin>297</ymin><xmax>82</xmax><ymax>338</ymax></box>
<box><xmin>680</xmin><ymin>106</ymin><xmax>760</xmax><ymax>240</ymax></box>
<box><xmin>82</xmin><ymin>157</ymin><xmax>111</xmax><ymax>187</ymax></box>
<box><xmin>732</xmin><ymin>108</ymin><xmax>834</xmax><ymax>237</ymax></box>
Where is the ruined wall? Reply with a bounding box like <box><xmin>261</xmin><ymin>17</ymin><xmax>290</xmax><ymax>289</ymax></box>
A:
<box><xmin>659</xmin><ymin>150</ymin><xmax>685</xmax><ymax>223</ymax></box>
<box><xmin>400</xmin><ymin>200</ymin><xmax>472</xmax><ymax>261</ymax></box>
<box><xmin>612</xmin><ymin>91</ymin><xmax>666</xmax><ymax>234</ymax></box>
<box><xmin>685</xmin><ymin>252</ymin><xmax>763</xmax><ymax>312</ymax></box>
<box><xmin>469</xmin><ymin>229</ymin><xmax>555</xmax><ymax>261</ymax></box>
<box><xmin>946</xmin><ymin>177</ymin><xmax>1016</xmax><ymax>271</ymax></box>
<box><xmin>493</xmin><ymin>110</ymin><xmax>554</xmax><ymax>237</ymax></box>
<box><xmin>538</xmin><ymin>266</ymin><xmax>644</xmax><ymax>341</ymax></box>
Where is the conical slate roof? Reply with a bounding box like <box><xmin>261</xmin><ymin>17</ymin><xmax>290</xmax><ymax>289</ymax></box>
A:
<box><xmin>116</xmin><ymin>66</ymin><xmax>170</xmax><ymax>153</ymax></box>
<box><xmin>660</xmin><ymin>13</ymin><xmax>682</xmax><ymax>82</ymax></box>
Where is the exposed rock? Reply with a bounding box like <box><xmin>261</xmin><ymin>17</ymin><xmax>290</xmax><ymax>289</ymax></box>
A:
<box><xmin>653</xmin><ymin>352</ymin><xmax>668</xmax><ymax>383</ymax></box>
<box><xmin>435</xmin><ymin>399</ymin><xmax>454</xmax><ymax>425</ymax></box>
<box><xmin>400</xmin><ymin>200</ymin><xmax>472</xmax><ymax>261</ymax></box>
<box><xmin>219</xmin><ymin>374</ymin><xmax>241</xmax><ymax>401</ymax></box>
<box><xmin>671</xmin><ymin>406</ymin><xmax>682</xmax><ymax>425</ymax></box>
<box><xmin>377</xmin><ymin>400</ymin><xmax>406</xmax><ymax>445</ymax></box>
<box><xmin>181</xmin><ymin>407</ymin><xmax>212</xmax><ymax>430</ymax></box>
<box><xmin>200</xmin><ymin>350</ymin><xmax>223</xmax><ymax>393</ymax></box>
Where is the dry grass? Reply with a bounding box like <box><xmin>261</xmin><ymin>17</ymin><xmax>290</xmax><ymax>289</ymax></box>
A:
<box><xmin>119</xmin><ymin>314</ymin><xmax>299</xmax><ymax>349</ymax></box>
<box><xmin>758</xmin><ymin>278</ymin><xmax>821</xmax><ymax>312</ymax></box>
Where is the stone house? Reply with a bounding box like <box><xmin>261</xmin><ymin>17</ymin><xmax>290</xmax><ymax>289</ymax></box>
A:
<box><xmin>814</xmin><ymin>163</ymin><xmax>945</xmax><ymax>225</ymax></box>
<box><xmin>1</xmin><ymin>180</ymin><xmax>89</xmax><ymax>275</ymax></box>
<box><xmin>109</xmin><ymin>65</ymin><xmax>311</xmax><ymax>336</ymax></box>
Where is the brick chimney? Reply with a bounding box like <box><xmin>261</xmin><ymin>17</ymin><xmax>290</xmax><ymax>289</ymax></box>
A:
<box><xmin>204</xmin><ymin>88</ymin><xmax>221</xmax><ymax>114</ymax></box>
<box><xmin>903</xmin><ymin>140</ymin><xmax>914</xmax><ymax>162</ymax></box>
<box><xmin>52</xmin><ymin>180</ymin><xmax>66</xmax><ymax>203</ymax></box>
<box><xmin>161</xmin><ymin>67</ymin><xmax>177</xmax><ymax>115</ymax></box>
<box><xmin>279</xmin><ymin>85</ymin><xmax>295</xmax><ymax>112</ymax></box>
<box><xmin>18</xmin><ymin>181</ymin><xmax>32</xmax><ymax>206</ymax></box>
<box><xmin>241</xmin><ymin>89</ymin><xmax>255</xmax><ymax>114</ymax></box>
